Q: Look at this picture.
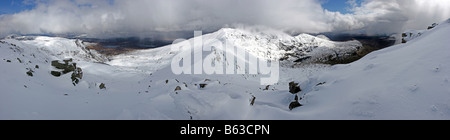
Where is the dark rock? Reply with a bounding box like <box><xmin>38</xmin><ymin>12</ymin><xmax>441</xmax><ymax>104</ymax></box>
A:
<box><xmin>26</xmin><ymin>70</ymin><xmax>34</xmax><ymax>77</ymax></box>
<box><xmin>250</xmin><ymin>96</ymin><xmax>256</xmax><ymax>106</ymax></box>
<box><xmin>316</xmin><ymin>82</ymin><xmax>326</xmax><ymax>86</ymax></box>
<box><xmin>199</xmin><ymin>84</ymin><xmax>207</xmax><ymax>88</ymax></box>
<box><xmin>402</xmin><ymin>33</ymin><xmax>407</xmax><ymax>37</ymax></box>
<box><xmin>263</xmin><ymin>85</ymin><xmax>270</xmax><ymax>90</ymax></box>
<box><xmin>289</xmin><ymin>82</ymin><xmax>301</xmax><ymax>94</ymax></box>
<box><xmin>35</xmin><ymin>65</ymin><xmax>39</xmax><ymax>69</ymax></box>
<box><xmin>428</xmin><ymin>23</ymin><xmax>438</xmax><ymax>30</ymax></box>
<box><xmin>99</xmin><ymin>83</ymin><xmax>106</xmax><ymax>89</ymax></box>
<box><xmin>51</xmin><ymin>60</ymin><xmax>76</xmax><ymax>73</ymax></box>
<box><xmin>402</xmin><ymin>39</ymin><xmax>407</xmax><ymax>44</ymax></box>
<box><xmin>289</xmin><ymin>101</ymin><xmax>302</xmax><ymax>110</ymax></box>
<box><xmin>294</xmin><ymin>95</ymin><xmax>299</xmax><ymax>101</ymax></box>
<box><xmin>166</xmin><ymin>80</ymin><xmax>169</xmax><ymax>84</ymax></box>
<box><xmin>71</xmin><ymin>67</ymin><xmax>83</xmax><ymax>86</ymax></box>
<box><xmin>63</xmin><ymin>58</ymin><xmax>73</xmax><ymax>64</ymax></box>
<box><xmin>6</xmin><ymin>60</ymin><xmax>11</xmax><ymax>63</ymax></box>
<box><xmin>175</xmin><ymin>86</ymin><xmax>182</xmax><ymax>91</ymax></box>
<box><xmin>51</xmin><ymin>71</ymin><xmax>62</xmax><ymax>77</ymax></box>
<box><xmin>51</xmin><ymin>59</ymin><xmax>83</xmax><ymax>86</ymax></box>
<box><xmin>17</xmin><ymin>58</ymin><xmax>22</xmax><ymax>63</ymax></box>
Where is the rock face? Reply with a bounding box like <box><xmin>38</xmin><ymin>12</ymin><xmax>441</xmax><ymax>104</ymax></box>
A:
<box><xmin>289</xmin><ymin>82</ymin><xmax>301</xmax><ymax>94</ymax></box>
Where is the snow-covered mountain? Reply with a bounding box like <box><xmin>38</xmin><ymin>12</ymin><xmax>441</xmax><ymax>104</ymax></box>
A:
<box><xmin>1</xmin><ymin>19</ymin><xmax>449</xmax><ymax>120</ymax></box>
<box><xmin>107</xmin><ymin>28</ymin><xmax>363</xmax><ymax>74</ymax></box>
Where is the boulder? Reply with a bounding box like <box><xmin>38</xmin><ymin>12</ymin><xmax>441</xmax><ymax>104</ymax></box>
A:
<box><xmin>26</xmin><ymin>70</ymin><xmax>34</xmax><ymax>77</ymax></box>
<box><xmin>175</xmin><ymin>86</ymin><xmax>182</xmax><ymax>91</ymax></box>
<box><xmin>289</xmin><ymin>82</ymin><xmax>301</xmax><ymax>94</ymax></box>
<box><xmin>250</xmin><ymin>96</ymin><xmax>256</xmax><ymax>106</ymax></box>
<box><xmin>99</xmin><ymin>83</ymin><xmax>106</xmax><ymax>89</ymax></box>
<box><xmin>289</xmin><ymin>101</ymin><xmax>302</xmax><ymax>110</ymax></box>
<box><xmin>199</xmin><ymin>84</ymin><xmax>207</xmax><ymax>88</ymax></box>
<box><xmin>51</xmin><ymin>71</ymin><xmax>62</xmax><ymax>77</ymax></box>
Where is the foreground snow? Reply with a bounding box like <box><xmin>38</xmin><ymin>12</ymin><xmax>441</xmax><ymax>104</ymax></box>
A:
<box><xmin>1</xmin><ymin>20</ymin><xmax>449</xmax><ymax>120</ymax></box>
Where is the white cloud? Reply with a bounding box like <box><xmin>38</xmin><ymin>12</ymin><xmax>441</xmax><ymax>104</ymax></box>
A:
<box><xmin>338</xmin><ymin>0</ymin><xmax>450</xmax><ymax>34</ymax></box>
<box><xmin>0</xmin><ymin>0</ymin><xmax>449</xmax><ymax>37</ymax></box>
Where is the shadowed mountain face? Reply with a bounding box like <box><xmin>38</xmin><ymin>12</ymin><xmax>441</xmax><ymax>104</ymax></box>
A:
<box><xmin>75</xmin><ymin>36</ymin><xmax>182</xmax><ymax>56</ymax></box>
<box><xmin>314</xmin><ymin>34</ymin><xmax>397</xmax><ymax>64</ymax></box>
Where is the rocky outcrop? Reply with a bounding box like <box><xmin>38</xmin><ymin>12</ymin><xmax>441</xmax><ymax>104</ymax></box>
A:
<box><xmin>402</xmin><ymin>23</ymin><xmax>438</xmax><ymax>43</ymax></box>
<box><xmin>50</xmin><ymin>58</ymin><xmax>83</xmax><ymax>86</ymax></box>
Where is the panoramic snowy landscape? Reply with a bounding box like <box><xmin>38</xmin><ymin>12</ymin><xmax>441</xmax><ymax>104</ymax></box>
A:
<box><xmin>1</xmin><ymin>0</ymin><xmax>450</xmax><ymax>120</ymax></box>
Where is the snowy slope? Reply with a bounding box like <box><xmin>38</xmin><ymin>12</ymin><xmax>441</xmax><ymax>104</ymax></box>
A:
<box><xmin>1</xmin><ymin>19</ymin><xmax>450</xmax><ymax>120</ymax></box>
<box><xmin>293</xmin><ymin>19</ymin><xmax>450</xmax><ymax>119</ymax></box>
<box><xmin>402</xmin><ymin>23</ymin><xmax>439</xmax><ymax>43</ymax></box>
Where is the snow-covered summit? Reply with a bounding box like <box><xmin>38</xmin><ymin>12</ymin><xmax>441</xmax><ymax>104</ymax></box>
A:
<box><xmin>208</xmin><ymin>28</ymin><xmax>363</xmax><ymax>63</ymax></box>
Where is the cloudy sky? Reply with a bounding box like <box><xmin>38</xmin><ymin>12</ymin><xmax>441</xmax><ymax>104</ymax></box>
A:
<box><xmin>0</xmin><ymin>0</ymin><xmax>449</xmax><ymax>37</ymax></box>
